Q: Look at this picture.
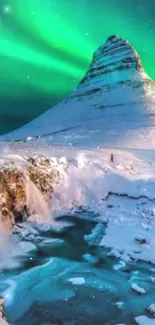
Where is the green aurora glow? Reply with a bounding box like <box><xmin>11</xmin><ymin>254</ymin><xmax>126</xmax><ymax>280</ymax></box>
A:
<box><xmin>0</xmin><ymin>0</ymin><xmax>155</xmax><ymax>132</ymax></box>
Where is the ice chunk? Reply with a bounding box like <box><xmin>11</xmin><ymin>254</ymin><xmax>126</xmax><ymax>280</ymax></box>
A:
<box><xmin>131</xmin><ymin>283</ymin><xmax>146</xmax><ymax>294</ymax></box>
<box><xmin>68</xmin><ymin>277</ymin><xmax>85</xmax><ymax>285</ymax></box>
<box><xmin>113</xmin><ymin>260</ymin><xmax>126</xmax><ymax>271</ymax></box>
<box><xmin>115</xmin><ymin>301</ymin><xmax>124</xmax><ymax>309</ymax></box>
<box><xmin>135</xmin><ymin>316</ymin><xmax>155</xmax><ymax>325</ymax></box>
<box><xmin>83</xmin><ymin>253</ymin><xmax>99</xmax><ymax>265</ymax></box>
<box><xmin>148</xmin><ymin>304</ymin><xmax>155</xmax><ymax>316</ymax></box>
<box><xmin>132</xmin><ymin>271</ymin><xmax>139</xmax><ymax>275</ymax></box>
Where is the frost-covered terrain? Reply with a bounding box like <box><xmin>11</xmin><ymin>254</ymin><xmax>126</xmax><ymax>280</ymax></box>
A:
<box><xmin>0</xmin><ymin>144</ymin><xmax>155</xmax><ymax>324</ymax></box>
<box><xmin>1</xmin><ymin>144</ymin><xmax>155</xmax><ymax>264</ymax></box>
<box><xmin>0</xmin><ymin>35</ymin><xmax>155</xmax><ymax>324</ymax></box>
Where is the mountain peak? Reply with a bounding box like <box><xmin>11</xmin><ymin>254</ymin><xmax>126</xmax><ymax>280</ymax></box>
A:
<box><xmin>97</xmin><ymin>34</ymin><xmax>136</xmax><ymax>51</ymax></box>
<box><xmin>2</xmin><ymin>35</ymin><xmax>155</xmax><ymax>145</ymax></box>
<box><xmin>81</xmin><ymin>35</ymin><xmax>144</xmax><ymax>89</ymax></box>
<box><xmin>107</xmin><ymin>34</ymin><xmax>120</xmax><ymax>41</ymax></box>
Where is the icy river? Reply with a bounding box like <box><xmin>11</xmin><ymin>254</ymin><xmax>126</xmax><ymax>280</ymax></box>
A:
<box><xmin>0</xmin><ymin>213</ymin><xmax>155</xmax><ymax>325</ymax></box>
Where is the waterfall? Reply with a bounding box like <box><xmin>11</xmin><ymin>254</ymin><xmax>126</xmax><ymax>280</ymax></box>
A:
<box><xmin>24</xmin><ymin>178</ymin><xmax>51</xmax><ymax>223</ymax></box>
<box><xmin>0</xmin><ymin>225</ymin><xmax>10</xmax><ymax>251</ymax></box>
<box><xmin>0</xmin><ymin>176</ymin><xmax>51</xmax><ymax>250</ymax></box>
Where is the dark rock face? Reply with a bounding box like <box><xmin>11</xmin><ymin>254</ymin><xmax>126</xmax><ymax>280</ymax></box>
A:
<box><xmin>27</xmin><ymin>157</ymin><xmax>59</xmax><ymax>201</ymax></box>
<box><xmin>0</xmin><ymin>168</ymin><xmax>26</xmax><ymax>226</ymax></box>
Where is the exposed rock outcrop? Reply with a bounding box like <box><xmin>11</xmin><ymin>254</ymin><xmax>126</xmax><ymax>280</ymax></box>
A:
<box><xmin>0</xmin><ymin>156</ymin><xmax>60</xmax><ymax>227</ymax></box>
<box><xmin>0</xmin><ymin>297</ymin><xmax>10</xmax><ymax>325</ymax></box>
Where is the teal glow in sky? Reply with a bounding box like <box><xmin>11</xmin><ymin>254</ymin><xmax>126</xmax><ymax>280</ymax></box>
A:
<box><xmin>0</xmin><ymin>0</ymin><xmax>155</xmax><ymax>133</ymax></box>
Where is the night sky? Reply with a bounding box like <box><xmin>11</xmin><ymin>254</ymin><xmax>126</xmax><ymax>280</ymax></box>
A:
<box><xmin>0</xmin><ymin>0</ymin><xmax>155</xmax><ymax>133</ymax></box>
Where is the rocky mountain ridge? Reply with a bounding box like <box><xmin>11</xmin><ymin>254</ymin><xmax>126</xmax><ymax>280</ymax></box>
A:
<box><xmin>1</xmin><ymin>35</ymin><xmax>155</xmax><ymax>142</ymax></box>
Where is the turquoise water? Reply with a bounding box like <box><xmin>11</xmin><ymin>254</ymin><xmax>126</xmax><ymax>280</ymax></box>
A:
<box><xmin>0</xmin><ymin>214</ymin><xmax>155</xmax><ymax>325</ymax></box>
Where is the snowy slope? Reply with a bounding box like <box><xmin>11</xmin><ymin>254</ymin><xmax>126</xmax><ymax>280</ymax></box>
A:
<box><xmin>0</xmin><ymin>142</ymin><xmax>155</xmax><ymax>265</ymax></box>
<box><xmin>1</xmin><ymin>35</ymin><xmax>155</xmax><ymax>147</ymax></box>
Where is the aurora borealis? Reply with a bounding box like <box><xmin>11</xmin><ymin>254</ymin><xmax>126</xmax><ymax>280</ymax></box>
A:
<box><xmin>0</xmin><ymin>0</ymin><xmax>155</xmax><ymax>133</ymax></box>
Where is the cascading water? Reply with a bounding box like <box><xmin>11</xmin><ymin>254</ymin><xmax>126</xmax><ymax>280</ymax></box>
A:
<box><xmin>24</xmin><ymin>178</ymin><xmax>51</xmax><ymax>223</ymax></box>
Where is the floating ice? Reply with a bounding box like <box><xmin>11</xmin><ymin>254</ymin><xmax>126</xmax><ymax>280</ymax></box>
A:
<box><xmin>131</xmin><ymin>283</ymin><xmax>146</xmax><ymax>294</ymax></box>
<box><xmin>135</xmin><ymin>316</ymin><xmax>155</xmax><ymax>325</ymax></box>
<box><xmin>115</xmin><ymin>301</ymin><xmax>124</xmax><ymax>309</ymax></box>
<box><xmin>83</xmin><ymin>253</ymin><xmax>99</xmax><ymax>265</ymax></box>
<box><xmin>68</xmin><ymin>277</ymin><xmax>85</xmax><ymax>285</ymax></box>
<box><xmin>148</xmin><ymin>304</ymin><xmax>155</xmax><ymax>316</ymax></box>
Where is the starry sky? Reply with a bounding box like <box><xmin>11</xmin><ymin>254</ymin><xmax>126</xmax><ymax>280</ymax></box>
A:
<box><xmin>0</xmin><ymin>0</ymin><xmax>155</xmax><ymax>133</ymax></box>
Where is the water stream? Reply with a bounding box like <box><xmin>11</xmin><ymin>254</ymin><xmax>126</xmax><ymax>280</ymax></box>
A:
<box><xmin>0</xmin><ymin>213</ymin><xmax>155</xmax><ymax>325</ymax></box>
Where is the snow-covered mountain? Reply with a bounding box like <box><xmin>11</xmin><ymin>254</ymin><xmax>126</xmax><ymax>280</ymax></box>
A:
<box><xmin>2</xmin><ymin>37</ymin><xmax>155</xmax><ymax>325</ymax></box>
<box><xmin>2</xmin><ymin>35</ymin><xmax>155</xmax><ymax>147</ymax></box>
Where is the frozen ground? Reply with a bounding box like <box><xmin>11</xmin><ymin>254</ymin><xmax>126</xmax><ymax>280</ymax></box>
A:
<box><xmin>1</xmin><ymin>136</ymin><xmax>155</xmax><ymax>261</ymax></box>
<box><xmin>0</xmin><ymin>137</ymin><xmax>155</xmax><ymax>323</ymax></box>
<box><xmin>1</xmin><ymin>139</ymin><xmax>155</xmax><ymax>263</ymax></box>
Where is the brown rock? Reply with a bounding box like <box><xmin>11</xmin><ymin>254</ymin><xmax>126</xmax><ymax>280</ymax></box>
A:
<box><xmin>0</xmin><ymin>297</ymin><xmax>10</xmax><ymax>324</ymax></box>
<box><xmin>0</xmin><ymin>156</ymin><xmax>60</xmax><ymax>227</ymax></box>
